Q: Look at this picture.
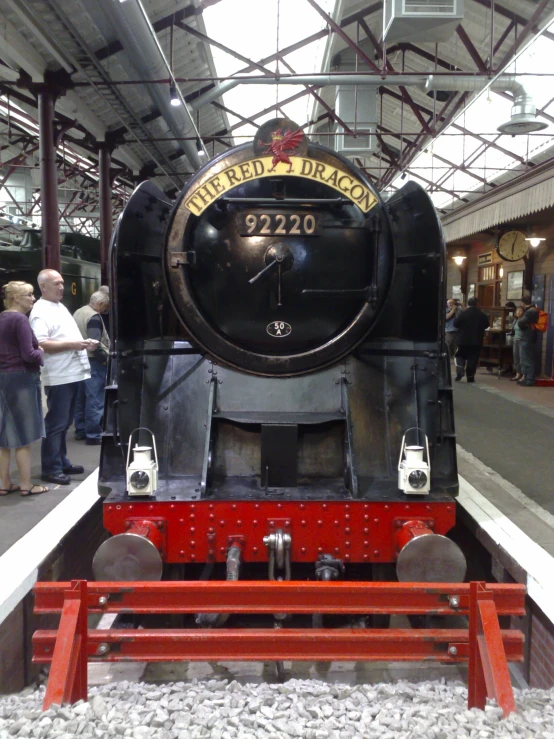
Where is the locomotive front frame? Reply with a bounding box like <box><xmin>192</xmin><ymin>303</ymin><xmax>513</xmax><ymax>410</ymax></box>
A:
<box><xmin>97</xmin><ymin>122</ymin><xmax>463</xmax><ymax>587</ymax></box>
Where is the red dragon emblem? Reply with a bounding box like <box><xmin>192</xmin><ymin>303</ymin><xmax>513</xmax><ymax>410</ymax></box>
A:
<box><xmin>258</xmin><ymin>127</ymin><xmax>305</xmax><ymax>173</ymax></box>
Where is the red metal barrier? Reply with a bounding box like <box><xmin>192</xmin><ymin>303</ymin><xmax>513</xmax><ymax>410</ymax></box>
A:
<box><xmin>33</xmin><ymin>580</ymin><xmax>525</xmax><ymax>716</ymax></box>
<box><xmin>41</xmin><ymin>580</ymin><xmax>88</xmax><ymax>710</ymax></box>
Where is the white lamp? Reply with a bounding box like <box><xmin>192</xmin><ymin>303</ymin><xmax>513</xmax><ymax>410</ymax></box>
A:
<box><xmin>525</xmin><ymin>236</ymin><xmax>545</xmax><ymax>248</ymax></box>
<box><xmin>169</xmin><ymin>84</ymin><xmax>181</xmax><ymax>107</ymax></box>
<box><xmin>453</xmin><ymin>255</ymin><xmax>466</xmax><ymax>266</ymax></box>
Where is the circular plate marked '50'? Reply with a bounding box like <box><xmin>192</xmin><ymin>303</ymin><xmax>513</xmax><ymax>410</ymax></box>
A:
<box><xmin>267</xmin><ymin>321</ymin><xmax>292</xmax><ymax>338</ymax></box>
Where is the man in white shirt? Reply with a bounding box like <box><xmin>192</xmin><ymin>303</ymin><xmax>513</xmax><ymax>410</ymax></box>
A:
<box><xmin>30</xmin><ymin>270</ymin><xmax>96</xmax><ymax>485</ymax></box>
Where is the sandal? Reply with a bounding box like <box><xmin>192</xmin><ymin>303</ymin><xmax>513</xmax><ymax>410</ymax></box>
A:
<box><xmin>0</xmin><ymin>484</ymin><xmax>20</xmax><ymax>496</ymax></box>
<box><xmin>20</xmin><ymin>485</ymin><xmax>49</xmax><ymax>496</ymax></box>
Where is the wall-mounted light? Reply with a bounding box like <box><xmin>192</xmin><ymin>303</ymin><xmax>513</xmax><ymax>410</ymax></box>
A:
<box><xmin>169</xmin><ymin>84</ymin><xmax>181</xmax><ymax>107</ymax></box>
<box><xmin>453</xmin><ymin>255</ymin><xmax>466</xmax><ymax>266</ymax></box>
<box><xmin>525</xmin><ymin>236</ymin><xmax>545</xmax><ymax>248</ymax></box>
<box><xmin>499</xmin><ymin>266</ymin><xmax>504</xmax><ymax>278</ymax></box>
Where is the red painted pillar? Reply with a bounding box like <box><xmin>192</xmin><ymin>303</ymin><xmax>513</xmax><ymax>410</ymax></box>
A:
<box><xmin>98</xmin><ymin>143</ymin><xmax>112</xmax><ymax>285</ymax></box>
<box><xmin>38</xmin><ymin>87</ymin><xmax>61</xmax><ymax>272</ymax></box>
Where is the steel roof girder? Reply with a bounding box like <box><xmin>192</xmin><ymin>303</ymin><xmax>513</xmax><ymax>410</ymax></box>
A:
<box><xmin>455</xmin><ymin>24</ymin><xmax>488</xmax><ymax>72</ymax></box>
<box><xmin>471</xmin><ymin>0</ymin><xmax>554</xmax><ymax>43</ymax></box>
<box><xmin>496</xmin><ymin>0</ymin><xmax>552</xmax><ymax>72</ymax></box>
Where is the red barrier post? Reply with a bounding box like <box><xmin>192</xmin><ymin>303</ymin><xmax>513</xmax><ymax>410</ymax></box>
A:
<box><xmin>468</xmin><ymin>581</ymin><xmax>517</xmax><ymax>716</ymax></box>
<box><xmin>468</xmin><ymin>581</ymin><xmax>488</xmax><ymax>710</ymax></box>
<box><xmin>42</xmin><ymin>580</ymin><xmax>88</xmax><ymax>709</ymax></box>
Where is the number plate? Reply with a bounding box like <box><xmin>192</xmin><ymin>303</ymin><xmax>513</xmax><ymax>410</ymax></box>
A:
<box><xmin>237</xmin><ymin>213</ymin><xmax>319</xmax><ymax>237</ymax></box>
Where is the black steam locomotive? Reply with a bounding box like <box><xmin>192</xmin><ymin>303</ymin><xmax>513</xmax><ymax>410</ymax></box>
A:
<box><xmin>95</xmin><ymin>119</ymin><xmax>464</xmax><ymax>590</ymax></box>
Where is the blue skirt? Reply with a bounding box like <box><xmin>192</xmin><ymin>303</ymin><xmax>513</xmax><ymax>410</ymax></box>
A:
<box><xmin>0</xmin><ymin>371</ymin><xmax>45</xmax><ymax>448</ymax></box>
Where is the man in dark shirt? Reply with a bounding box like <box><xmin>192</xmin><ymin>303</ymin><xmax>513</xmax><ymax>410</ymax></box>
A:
<box><xmin>453</xmin><ymin>297</ymin><xmax>490</xmax><ymax>383</ymax></box>
<box><xmin>517</xmin><ymin>298</ymin><xmax>539</xmax><ymax>386</ymax></box>
<box><xmin>73</xmin><ymin>292</ymin><xmax>110</xmax><ymax>444</ymax></box>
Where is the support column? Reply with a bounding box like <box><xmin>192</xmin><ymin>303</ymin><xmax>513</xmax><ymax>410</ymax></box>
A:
<box><xmin>38</xmin><ymin>87</ymin><xmax>60</xmax><ymax>272</ymax></box>
<box><xmin>98</xmin><ymin>143</ymin><xmax>112</xmax><ymax>285</ymax></box>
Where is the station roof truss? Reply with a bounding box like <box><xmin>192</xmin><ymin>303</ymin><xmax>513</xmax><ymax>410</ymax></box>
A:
<box><xmin>0</xmin><ymin>0</ymin><xmax>554</xmax><ymax>238</ymax></box>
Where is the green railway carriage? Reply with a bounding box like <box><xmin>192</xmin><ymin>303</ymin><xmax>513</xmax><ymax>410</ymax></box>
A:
<box><xmin>0</xmin><ymin>230</ymin><xmax>101</xmax><ymax>312</ymax></box>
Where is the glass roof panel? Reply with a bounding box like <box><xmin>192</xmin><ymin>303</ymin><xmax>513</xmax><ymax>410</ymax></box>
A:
<box><xmin>391</xmin><ymin>20</ymin><xmax>554</xmax><ymax>208</ymax></box>
<box><xmin>204</xmin><ymin>0</ymin><xmax>335</xmax><ymax>144</ymax></box>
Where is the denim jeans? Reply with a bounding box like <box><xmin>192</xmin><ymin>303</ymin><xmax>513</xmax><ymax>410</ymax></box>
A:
<box><xmin>512</xmin><ymin>339</ymin><xmax>522</xmax><ymax>374</ymax></box>
<box><xmin>519</xmin><ymin>340</ymin><xmax>536</xmax><ymax>383</ymax></box>
<box><xmin>74</xmin><ymin>360</ymin><xmax>107</xmax><ymax>440</ymax></box>
<box><xmin>42</xmin><ymin>382</ymin><xmax>80</xmax><ymax>474</ymax></box>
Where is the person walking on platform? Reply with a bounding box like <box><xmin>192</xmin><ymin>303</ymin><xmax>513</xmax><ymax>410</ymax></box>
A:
<box><xmin>73</xmin><ymin>291</ymin><xmax>110</xmax><ymax>445</ymax></box>
<box><xmin>0</xmin><ymin>282</ymin><xmax>48</xmax><ymax>496</ymax></box>
<box><xmin>517</xmin><ymin>297</ymin><xmax>539</xmax><ymax>387</ymax></box>
<box><xmin>445</xmin><ymin>298</ymin><xmax>461</xmax><ymax>358</ymax></box>
<box><xmin>30</xmin><ymin>270</ymin><xmax>95</xmax><ymax>485</ymax></box>
<box><xmin>510</xmin><ymin>306</ymin><xmax>525</xmax><ymax>382</ymax></box>
<box><xmin>453</xmin><ymin>297</ymin><xmax>490</xmax><ymax>383</ymax></box>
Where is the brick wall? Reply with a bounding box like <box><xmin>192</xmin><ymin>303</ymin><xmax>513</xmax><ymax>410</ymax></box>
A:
<box><xmin>0</xmin><ymin>499</ymin><xmax>108</xmax><ymax>694</ymax></box>
<box><xmin>529</xmin><ymin>602</ymin><xmax>554</xmax><ymax>689</ymax></box>
<box><xmin>0</xmin><ymin>603</ymin><xmax>25</xmax><ymax>694</ymax></box>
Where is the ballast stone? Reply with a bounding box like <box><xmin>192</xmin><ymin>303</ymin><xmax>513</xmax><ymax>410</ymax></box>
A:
<box><xmin>0</xmin><ymin>679</ymin><xmax>554</xmax><ymax>738</ymax></box>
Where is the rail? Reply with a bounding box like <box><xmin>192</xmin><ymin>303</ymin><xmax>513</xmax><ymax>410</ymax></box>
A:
<box><xmin>32</xmin><ymin>580</ymin><xmax>525</xmax><ymax>716</ymax></box>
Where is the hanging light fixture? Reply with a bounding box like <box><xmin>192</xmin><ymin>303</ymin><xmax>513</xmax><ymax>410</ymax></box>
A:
<box><xmin>169</xmin><ymin>84</ymin><xmax>181</xmax><ymax>107</ymax></box>
<box><xmin>453</xmin><ymin>255</ymin><xmax>466</xmax><ymax>266</ymax></box>
<box><xmin>525</xmin><ymin>235</ymin><xmax>545</xmax><ymax>248</ymax></box>
<box><xmin>196</xmin><ymin>139</ymin><xmax>206</xmax><ymax>157</ymax></box>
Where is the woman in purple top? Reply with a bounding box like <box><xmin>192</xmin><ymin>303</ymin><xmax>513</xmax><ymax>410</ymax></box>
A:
<box><xmin>0</xmin><ymin>282</ymin><xmax>48</xmax><ymax>496</ymax></box>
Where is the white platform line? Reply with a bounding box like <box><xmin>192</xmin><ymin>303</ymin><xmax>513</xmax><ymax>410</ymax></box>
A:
<box><xmin>458</xmin><ymin>473</ymin><xmax>554</xmax><ymax>623</ymax></box>
<box><xmin>457</xmin><ymin>444</ymin><xmax>554</xmax><ymax>530</ymax></box>
<box><xmin>0</xmin><ymin>469</ymin><xmax>99</xmax><ymax>628</ymax></box>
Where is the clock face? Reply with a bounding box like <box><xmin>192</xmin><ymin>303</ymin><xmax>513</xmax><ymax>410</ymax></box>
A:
<box><xmin>497</xmin><ymin>230</ymin><xmax>528</xmax><ymax>262</ymax></box>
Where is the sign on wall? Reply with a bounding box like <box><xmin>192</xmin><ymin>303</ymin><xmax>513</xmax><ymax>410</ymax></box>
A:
<box><xmin>532</xmin><ymin>274</ymin><xmax>546</xmax><ymax>310</ymax></box>
<box><xmin>478</xmin><ymin>252</ymin><xmax>493</xmax><ymax>266</ymax></box>
<box><xmin>507</xmin><ymin>271</ymin><xmax>524</xmax><ymax>300</ymax></box>
<box><xmin>452</xmin><ymin>285</ymin><xmax>463</xmax><ymax>302</ymax></box>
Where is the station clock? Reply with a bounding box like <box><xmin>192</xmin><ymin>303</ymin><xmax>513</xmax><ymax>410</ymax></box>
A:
<box><xmin>496</xmin><ymin>230</ymin><xmax>529</xmax><ymax>262</ymax></box>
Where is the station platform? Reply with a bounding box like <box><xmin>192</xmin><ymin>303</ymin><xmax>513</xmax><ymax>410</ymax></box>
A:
<box><xmin>452</xmin><ymin>367</ymin><xmax>554</xmax><ymax>690</ymax></box>
<box><xmin>0</xmin><ymin>436</ymin><xmax>101</xmax><ymax>557</ymax></box>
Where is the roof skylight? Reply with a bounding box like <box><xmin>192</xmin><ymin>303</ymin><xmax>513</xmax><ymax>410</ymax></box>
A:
<box><xmin>204</xmin><ymin>0</ymin><xmax>336</xmax><ymax>144</ymax></box>
<box><xmin>389</xmin><ymin>21</ymin><xmax>554</xmax><ymax>210</ymax></box>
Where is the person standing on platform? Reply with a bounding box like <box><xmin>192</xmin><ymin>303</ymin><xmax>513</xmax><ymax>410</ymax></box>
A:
<box><xmin>517</xmin><ymin>297</ymin><xmax>539</xmax><ymax>387</ymax></box>
<box><xmin>453</xmin><ymin>297</ymin><xmax>490</xmax><ymax>383</ymax></box>
<box><xmin>510</xmin><ymin>306</ymin><xmax>525</xmax><ymax>382</ymax></box>
<box><xmin>445</xmin><ymin>298</ymin><xmax>461</xmax><ymax>358</ymax></box>
<box><xmin>0</xmin><ymin>282</ymin><xmax>48</xmax><ymax>496</ymax></box>
<box><xmin>30</xmin><ymin>270</ymin><xmax>95</xmax><ymax>485</ymax></box>
<box><xmin>98</xmin><ymin>285</ymin><xmax>110</xmax><ymax>332</ymax></box>
<box><xmin>73</xmin><ymin>291</ymin><xmax>110</xmax><ymax>445</ymax></box>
